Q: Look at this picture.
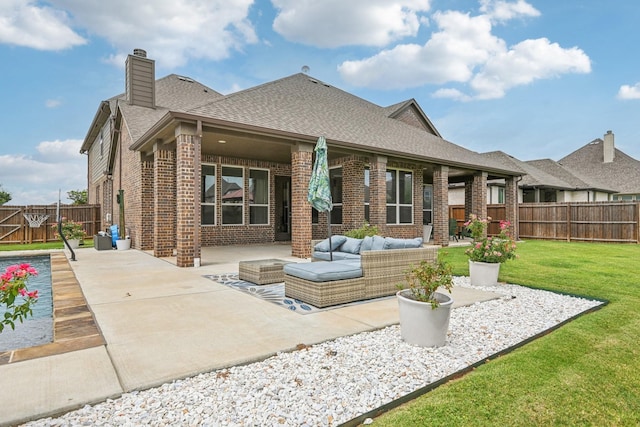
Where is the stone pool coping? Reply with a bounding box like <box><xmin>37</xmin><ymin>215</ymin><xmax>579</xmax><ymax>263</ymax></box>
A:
<box><xmin>0</xmin><ymin>251</ymin><xmax>105</xmax><ymax>365</ymax></box>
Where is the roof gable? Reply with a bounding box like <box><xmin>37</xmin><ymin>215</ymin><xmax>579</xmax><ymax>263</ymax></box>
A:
<box><xmin>383</xmin><ymin>99</ymin><xmax>442</xmax><ymax>137</ymax></box>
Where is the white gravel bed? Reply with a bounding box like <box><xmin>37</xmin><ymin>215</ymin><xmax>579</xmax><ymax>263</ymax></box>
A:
<box><xmin>24</xmin><ymin>278</ymin><xmax>602</xmax><ymax>427</ymax></box>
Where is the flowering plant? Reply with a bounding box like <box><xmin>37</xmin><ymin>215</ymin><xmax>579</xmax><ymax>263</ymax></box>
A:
<box><xmin>398</xmin><ymin>259</ymin><xmax>453</xmax><ymax>309</ymax></box>
<box><xmin>1</xmin><ymin>263</ymin><xmax>39</xmax><ymax>333</ymax></box>
<box><xmin>464</xmin><ymin>214</ymin><xmax>517</xmax><ymax>264</ymax></box>
<box><xmin>52</xmin><ymin>217</ymin><xmax>86</xmax><ymax>241</ymax></box>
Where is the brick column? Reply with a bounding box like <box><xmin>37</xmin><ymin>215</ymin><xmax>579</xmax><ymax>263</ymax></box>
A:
<box><xmin>505</xmin><ymin>176</ymin><xmax>519</xmax><ymax>240</ymax></box>
<box><xmin>433</xmin><ymin>165</ymin><xmax>449</xmax><ymax>246</ymax></box>
<box><xmin>342</xmin><ymin>157</ymin><xmax>365</xmax><ymax>230</ymax></box>
<box><xmin>413</xmin><ymin>165</ymin><xmax>424</xmax><ymax>237</ymax></box>
<box><xmin>154</xmin><ymin>145</ymin><xmax>176</xmax><ymax>257</ymax></box>
<box><xmin>369</xmin><ymin>155</ymin><xmax>387</xmax><ymax>236</ymax></box>
<box><xmin>140</xmin><ymin>158</ymin><xmax>154</xmax><ymax>250</ymax></box>
<box><xmin>464</xmin><ymin>178</ymin><xmax>473</xmax><ymax>222</ymax></box>
<box><xmin>291</xmin><ymin>143</ymin><xmax>313</xmax><ymax>258</ymax></box>
<box><xmin>176</xmin><ymin>125</ymin><xmax>197</xmax><ymax>267</ymax></box>
<box><xmin>472</xmin><ymin>171</ymin><xmax>488</xmax><ymax>222</ymax></box>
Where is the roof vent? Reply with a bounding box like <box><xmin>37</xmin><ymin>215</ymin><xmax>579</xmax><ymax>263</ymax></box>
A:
<box><xmin>177</xmin><ymin>75</ymin><xmax>194</xmax><ymax>83</ymax></box>
<box><xmin>133</xmin><ymin>48</ymin><xmax>147</xmax><ymax>58</ymax></box>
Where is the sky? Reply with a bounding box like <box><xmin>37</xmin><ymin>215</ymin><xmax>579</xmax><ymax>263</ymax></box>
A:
<box><xmin>1</xmin><ymin>0</ymin><xmax>639</xmax><ymax>205</ymax></box>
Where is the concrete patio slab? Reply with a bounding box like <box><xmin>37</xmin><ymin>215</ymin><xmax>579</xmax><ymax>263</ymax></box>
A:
<box><xmin>0</xmin><ymin>244</ymin><xmax>500</xmax><ymax>426</ymax></box>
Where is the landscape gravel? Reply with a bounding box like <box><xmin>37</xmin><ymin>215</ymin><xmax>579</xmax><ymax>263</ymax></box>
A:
<box><xmin>24</xmin><ymin>278</ymin><xmax>603</xmax><ymax>427</ymax></box>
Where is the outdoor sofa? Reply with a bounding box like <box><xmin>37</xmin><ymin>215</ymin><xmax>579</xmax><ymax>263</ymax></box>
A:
<box><xmin>283</xmin><ymin>235</ymin><xmax>438</xmax><ymax>308</ymax></box>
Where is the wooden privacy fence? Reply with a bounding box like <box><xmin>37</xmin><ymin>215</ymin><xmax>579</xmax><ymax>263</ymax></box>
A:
<box><xmin>450</xmin><ymin>201</ymin><xmax>640</xmax><ymax>243</ymax></box>
<box><xmin>0</xmin><ymin>205</ymin><xmax>101</xmax><ymax>244</ymax></box>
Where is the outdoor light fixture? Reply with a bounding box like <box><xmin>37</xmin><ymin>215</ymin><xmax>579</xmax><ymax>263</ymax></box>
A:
<box><xmin>218</xmin><ymin>140</ymin><xmax>226</xmax><ymax>144</ymax></box>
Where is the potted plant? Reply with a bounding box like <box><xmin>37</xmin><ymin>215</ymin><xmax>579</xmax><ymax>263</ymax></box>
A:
<box><xmin>396</xmin><ymin>258</ymin><xmax>454</xmax><ymax>347</ymax></box>
<box><xmin>52</xmin><ymin>217</ymin><xmax>86</xmax><ymax>249</ymax></box>
<box><xmin>464</xmin><ymin>214</ymin><xmax>517</xmax><ymax>286</ymax></box>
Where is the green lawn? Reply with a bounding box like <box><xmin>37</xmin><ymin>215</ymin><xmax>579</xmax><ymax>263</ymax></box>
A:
<box><xmin>0</xmin><ymin>239</ymin><xmax>93</xmax><ymax>252</ymax></box>
<box><xmin>373</xmin><ymin>240</ymin><xmax>640</xmax><ymax>426</ymax></box>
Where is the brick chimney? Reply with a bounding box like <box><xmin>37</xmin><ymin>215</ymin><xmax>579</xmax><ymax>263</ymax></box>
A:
<box><xmin>125</xmin><ymin>49</ymin><xmax>155</xmax><ymax>108</ymax></box>
<box><xmin>603</xmin><ymin>130</ymin><xmax>615</xmax><ymax>163</ymax></box>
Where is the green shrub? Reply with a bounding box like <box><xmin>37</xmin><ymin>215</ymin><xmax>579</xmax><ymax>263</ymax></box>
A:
<box><xmin>344</xmin><ymin>222</ymin><xmax>379</xmax><ymax>238</ymax></box>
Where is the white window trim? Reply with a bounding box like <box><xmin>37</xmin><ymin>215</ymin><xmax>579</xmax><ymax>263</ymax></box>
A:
<box><xmin>221</xmin><ymin>165</ymin><xmax>245</xmax><ymax>226</ymax></box>
<box><xmin>201</xmin><ymin>163</ymin><xmax>216</xmax><ymax>226</ymax></box>
<box><xmin>249</xmin><ymin>168</ymin><xmax>270</xmax><ymax>226</ymax></box>
<box><xmin>387</xmin><ymin>168</ymin><xmax>414</xmax><ymax>225</ymax></box>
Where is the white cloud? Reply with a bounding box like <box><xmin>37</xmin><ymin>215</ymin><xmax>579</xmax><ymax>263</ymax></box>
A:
<box><xmin>617</xmin><ymin>82</ymin><xmax>640</xmax><ymax>100</ymax></box>
<box><xmin>0</xmin><ymin>139</ymin><xmax>85</xmax><ymax>205</ymax></box>
<box><xmin>48</xmin><ymin>0</ymin><xmax>258</xmax><ymax>68</ymax></box>
<box><xmin>272</xmin><ymin>0</ymin><xmax>431</xmax><ymax>48</ymax></box>
<box><xmin>338</xmin><ymin>2</ymin><xmax>591</xmax><ymax>100</ymax></box>
<box><xmin>479</xmin><ymin>0</ymin><xmax>540</xmax><ymax>22</ymax></box>
<box><xmin>0</xmin><ymin>0</ymin><xmax>86</xmax><ymax>50</ymax></box>
<box><xmin>45</xmin><ymin>99</ymin><xmax>62</xmax><ymax>108</ymax></box>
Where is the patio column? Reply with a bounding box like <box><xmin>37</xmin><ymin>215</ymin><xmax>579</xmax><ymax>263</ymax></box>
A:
<box><xmin>464</xmin><ymin>178</ymin><xmax>473</xmax><ymax>222</ymax></box>
<box><xmin>140</xmin><ymin>157</ymin><xmax>154</xmax><ymax>250</ymax></box>
<box><xmin>291</xmin><ymin>142</ymin><xmax>314</xmax><ymax>258</ymax></box>
<box><xmin>153</xmin><ymin>144</ymin><xmax>175</xmax><ymax>257</ymax></box>
<box><xmin>175</xmin><ymin>123</ymin><xmax>198</xmax><ymax>267</ymax></box>
<box><xmin>505</xmin><ymin>176</ymin><xmax>519</xmax><ymax>240</ymax></box>
<box><xmin>472</xmin><ymin>171</ymin><xmax>488</xmax><ymax>224</ymax></box>
<box><xmin>433</xmin><ymin>165</ymin><xmax>449</xmax><ymax>246</ymax></box>
<box><xmin>369</xmin><ymin>155</ymin><xmax>387</xmax><ymax>236</ymax></box>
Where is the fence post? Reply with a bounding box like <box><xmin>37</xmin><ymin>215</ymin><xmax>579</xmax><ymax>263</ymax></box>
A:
<box><xmin>566</xmin><ymin>203</ymin><xmax>571</xmax><ymax>242</ymax></box>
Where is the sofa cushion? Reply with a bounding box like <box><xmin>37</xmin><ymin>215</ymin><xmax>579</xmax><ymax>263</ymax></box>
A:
<box><xmin>371</xmin><ymin>235</ymin><xmax>386</xmax><ymax>251</ymax></box>
<box><xmin>383</xmin><ymin>237</ymin><xmax>423</xmax><ymax>249</ymax></box>
<box><xmin>284</xmin><ymin>260</ymin><xmax>363</xmax><ymax>282</ymax></box>
<box><xmin>340</xmin><ymin>237</ymin><xmax>363</xmax><ymax>254</ymax></box>
<box><xmin>313</xmin><ymin>251</ymin><xmax>360</xmax><ymax>261</ymax></box>
<box><xmin>314</xmin><ymin>235</ymin><xmax>347</xmax><ymax>252</ymax></box>
<box><xmin>359</xmin><ymin>235</ymin><xmax>374</xmax><ymax>252</ymax></box>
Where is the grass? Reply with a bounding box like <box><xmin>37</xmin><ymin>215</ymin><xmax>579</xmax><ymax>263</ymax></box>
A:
<box><xmin>0</xmin><ymin>239</ymin><xmax>93</xmax><ymax>252</ymax></box>
<box><xmin>373</xmin><ymin>240</ymin><xmax>640</xmax><ymax>426</ymax></box>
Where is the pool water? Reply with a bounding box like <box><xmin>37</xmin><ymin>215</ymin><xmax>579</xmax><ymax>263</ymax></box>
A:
<box><xmin>0</xmin><ymin>255</ymin><xmax>53</xmax><ymax>352</ymax></box>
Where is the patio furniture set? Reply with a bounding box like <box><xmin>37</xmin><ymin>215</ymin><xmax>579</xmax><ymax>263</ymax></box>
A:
<box><xmin>239</xmin><ymin>236</ymin><xmax>438</xmax><ymax>308</ymax></box>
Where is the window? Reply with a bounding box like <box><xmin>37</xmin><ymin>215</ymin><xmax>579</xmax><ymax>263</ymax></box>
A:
<box><xmin>498</xmin><ymin>187</ymin><xmax>505</xmax><ymax>204</ymax></box>
<box><xmin>330</xmin><ymin>167</ymin><xmax>342</xmax><ymax>224</ymax></box>
<box><xmin>364</xmin><ymin>167</ymin><xmax>370</xmax><ymax>222</ymax></box>
<box><xmin>311</xmin><ymin>166</ymin><xmax>342</xmax><ymax>224</ymax></box>
<box><xmin>423</xmin><ymin>184</ymin><xmax>432</xmax><ymax>225</ymax></box>
<box><xmin>222</xmin><ymin>166</ymin><xmax>243</xmax><ymax>225</ymax></box>
<box><xmin>249</xmin><ymin>169</ymin><xmax>269</xmax><ymax>225</ymax></box>
<box><xmin>201</xmin><ymin>164</ymin><xmax>216</xmax><ymax>225</ymax></box>
<box><xmin>99</xmin><ymin>132</ymin><xmax>104</xmax><ymax>159</ymax></box>
<box><xmin>387</xmin><ymin>169</ymin><xmax>413</xmax><ymax>224</ymax></box>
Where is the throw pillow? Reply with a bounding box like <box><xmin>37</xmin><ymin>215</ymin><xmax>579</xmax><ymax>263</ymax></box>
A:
<box><xmin>359</xmin><ymin>235</ymin><xmax>374</xmax><ymax>253</ymax></box>
<box><xmin>314</xmin><ymin>235</ymin><xmax>347</xmax><ymax>252</ymax></box>
<box><xmin>371</xmin><ymin>235</ymin><xmax>386</xmax><ymax>251</ymax></box>
<box><xmin>340</xmin><ymin>237</ymin><xmax>363</xmax><ymax>254</ymax></box>
<box><xmin>383</xmin><ymin>237</ymin><xmax>423</xmax><ymax>249</ymax></box>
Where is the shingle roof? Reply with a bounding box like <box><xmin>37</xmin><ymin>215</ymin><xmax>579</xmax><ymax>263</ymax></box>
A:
<box><xmin>185</xmin><ymin>73</ymin><xmax>519</xmax><ymax>175</ymax></box>
<box><xmin>118</xmin><ymin>74</ymin><xmax>223</xmax><ymax>143</ymax></box>
<box><xmin>525</xmin><ymin>159</ymin><xmax>614</xmax><ymax>192</ymax></box>
<box><xmin>559</xmin><ymin>139</ymin><xmax>640</xmax><ymax>194</ymax></box>
<box><xmin>480</xmin><ymin>151</ymin><xmax>575</xmax><ymax>188</ymax></box>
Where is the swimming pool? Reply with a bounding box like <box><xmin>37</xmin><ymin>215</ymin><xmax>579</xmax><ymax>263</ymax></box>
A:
<box><xmin>0</xmin><ymin>254</ymin><xmax>53</xmax><ymax>352</ymax></box>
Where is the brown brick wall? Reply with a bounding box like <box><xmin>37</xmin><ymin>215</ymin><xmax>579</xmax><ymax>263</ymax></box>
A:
<box><xmin>291</xmin><ymin>144</ymin><xmax>313</xmax><ymax>258</ymax></box>
<box><xmin>433</xmin><ymin>165</ymin><xmax>449</xmax><ymax>246</ymax></box>
<box><xmin>154</xmin><ymin>148</ymin><xmax>176</xmax><ymax>256</ymax></box>
<box><xmin>505</xmin><ymin>176</ymin><xmax>519</xmax><ymax>240</ymax></box>
<box><xmin>140</xmin><ymin>158</ymin><xmax>154</xmax><ymax>250</ymax></box>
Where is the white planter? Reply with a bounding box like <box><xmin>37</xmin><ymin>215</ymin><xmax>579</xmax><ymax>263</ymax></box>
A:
<box><xmin>116</xmin><ymin>239</ymin><xmax>131</xmax><ymax>251</ymax></box>
<box><xmin>469</xmin><ymin>260</ymin><xmax>501</xmax><ymax>286</ymax></box>
<box><xmin>67</xmin><ymin>239</ymin><xmax>80</xmax><ymax>249</ymax></box>
<box><xmin>397</xmin><ymin>290</ymin><xmax>453</xmax><ymax>348</ymax></box>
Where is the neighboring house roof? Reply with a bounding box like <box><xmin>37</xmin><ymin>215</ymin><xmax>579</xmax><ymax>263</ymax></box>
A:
<box><xmin>481</xmin><ymin>151</ymin><xmax>575</xmax><ymax>189</ymax></box>
<box><xmin>525</xmin><ymin>159</ymin><xmax>615</xmax><ymax>193</ymax></box>
<box><xmin>559</xmin><ymin>138</ymin><xmax>640</xmax><ymax>195</ymax></box>
<box><xmin>157</xmin><ymin>73</ymin><xmax>520</xmax><ymax>176</ymax></box>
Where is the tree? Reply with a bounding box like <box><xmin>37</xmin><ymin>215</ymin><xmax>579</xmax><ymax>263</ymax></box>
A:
<box><xmin>67</xmin><ymin>189</ymin><xmax>88</xmax><ymax>205</ymax></box>
<box><xmin>0</xmin><ymin>184</ymin><xmax>11</xmax><ymax>205</ymax></box>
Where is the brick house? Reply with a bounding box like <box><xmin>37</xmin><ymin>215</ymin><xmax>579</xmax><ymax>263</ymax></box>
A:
<box><xmin>80</xmin><ymin>49</ymin><xmax>522</xmax><ymax>267</ymax></box>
